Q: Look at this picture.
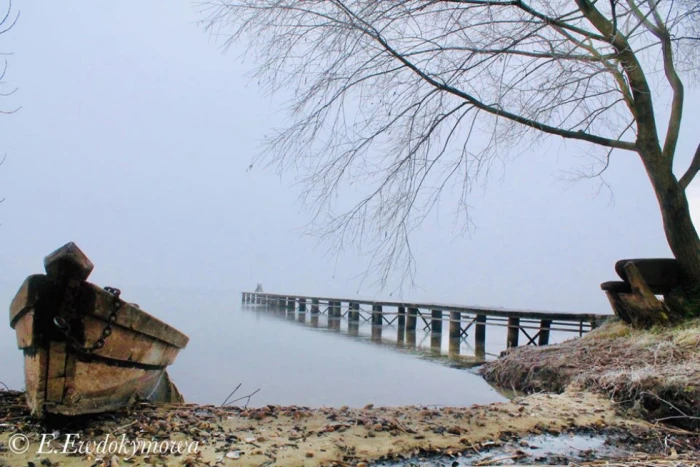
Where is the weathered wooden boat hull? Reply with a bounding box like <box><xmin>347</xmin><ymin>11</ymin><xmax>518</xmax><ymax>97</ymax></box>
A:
<box><xmin>9</xmin><ymin>243</ymin><xmax>189</xmax><ymax>417</ymax></box>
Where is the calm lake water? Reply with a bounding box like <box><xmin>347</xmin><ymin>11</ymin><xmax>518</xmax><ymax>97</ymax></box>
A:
<box><xmin>0</xmin><ymin>284</ymin><xmax>590</xmax><ymax>408</ymax></box>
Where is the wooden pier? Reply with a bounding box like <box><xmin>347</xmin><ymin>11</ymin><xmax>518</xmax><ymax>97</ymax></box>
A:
<box><xmin>241</xmin><ymin>292</ymin><xmax>608</xmax><ymax>359</ymax></box>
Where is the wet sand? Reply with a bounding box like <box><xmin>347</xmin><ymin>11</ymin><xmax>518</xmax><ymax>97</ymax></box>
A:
<box><xmin>2</xmin><ymin>390</ymin><xmax>698</xmax><ymax>466</ymax></box>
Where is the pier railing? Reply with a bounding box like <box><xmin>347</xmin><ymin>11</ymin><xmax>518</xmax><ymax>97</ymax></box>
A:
<box><xmin>242</xmin><ymin>292</ymin><xmax>609</xmax><ymax>358</ymax></box>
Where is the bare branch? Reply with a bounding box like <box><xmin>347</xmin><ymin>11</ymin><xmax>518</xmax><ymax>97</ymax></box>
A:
<box><xmin>200</xmin><ymin>0</ymin><xmax>699</xmax><ymax>287</ymax></box>
<box><xmin>679</xmin><ymin>142</ymin><xmax>700</xmax><ymax>190</ymax></box>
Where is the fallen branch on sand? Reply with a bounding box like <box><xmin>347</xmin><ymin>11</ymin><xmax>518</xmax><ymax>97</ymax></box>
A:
<box><xmin>221</xmin><ymin>383</ymin><xmax>261</xmax><ymax>408</ymax></box>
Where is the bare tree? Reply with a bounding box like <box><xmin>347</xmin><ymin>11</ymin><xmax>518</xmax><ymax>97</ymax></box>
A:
<box><xmin>1</xmin><ymin>0</ymin><xmax>19</xmax><ymax>209</ymax></box>
<box><xmin>200</xmin><ymin>0</ymin><xmax>700</xmax><ymax>314</ymax></box>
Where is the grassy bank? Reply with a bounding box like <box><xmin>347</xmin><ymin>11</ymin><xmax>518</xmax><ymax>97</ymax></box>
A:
<box><xmin>480</xmin><ymin>318</ymin><xmax>700</xmax><ymax>430</ymax></box>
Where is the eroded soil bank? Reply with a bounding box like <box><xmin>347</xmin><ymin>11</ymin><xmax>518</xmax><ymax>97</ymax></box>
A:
<box><xmin>1</xmin><ymin>389</ymin><xmax>699</xmax><ymax>466</ymax></box>
<box><xmin>480</xmin><ymin>318</ymin><xmax>700</xmax><ymax>431</ymax></box>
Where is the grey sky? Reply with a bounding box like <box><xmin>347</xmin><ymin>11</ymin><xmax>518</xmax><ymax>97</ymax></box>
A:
<box><xmin>2</xmin><ymin>0</ymin><xmax>699</xmax><ymax>328</ymax></box>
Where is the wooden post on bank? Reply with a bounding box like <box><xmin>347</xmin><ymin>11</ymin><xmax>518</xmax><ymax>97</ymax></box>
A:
<box><xmin>507</xmin><ymin>317</ymin><xmax>520</xmax><ymax>348</ymax></box>
<box><xmin>538</xmin><ymin>319</ymin><xmax>552</xmax><ymax>346</ymax></box>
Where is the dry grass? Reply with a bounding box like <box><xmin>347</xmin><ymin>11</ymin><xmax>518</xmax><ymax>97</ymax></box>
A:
<box><xmin>575</xmin><ymin>453</ymin><xmax>699</xmax><ymax>466</ymax></box>
<box><xmin>480</xmin><ymin>318</ymin><xmax>700</xmax><ymax>430</ymax></box>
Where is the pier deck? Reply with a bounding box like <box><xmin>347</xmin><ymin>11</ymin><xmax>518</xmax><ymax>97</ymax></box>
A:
<box><xmin>242</xmin><ymin>292</ymin><xmax>609</xmax><ymax>358</ymax></box>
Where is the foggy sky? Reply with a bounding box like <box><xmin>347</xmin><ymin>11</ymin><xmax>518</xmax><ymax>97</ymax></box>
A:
<box><xmin>2</xmin><ymin>0</ymin><xmax>700</xmax><ymax>332</ymax></box>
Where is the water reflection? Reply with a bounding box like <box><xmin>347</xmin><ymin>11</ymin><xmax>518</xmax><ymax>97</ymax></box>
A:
<box><xmin>245</xmin><ymin>304</ymin><xmax>490</xmax><ymax>370</ymax></box>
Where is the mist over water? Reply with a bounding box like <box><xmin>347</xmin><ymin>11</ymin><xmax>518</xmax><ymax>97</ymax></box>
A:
<box><xmin>2</xmin><ymin>280</ymin><xmax>586</xmax><ymax>408</ymax></box>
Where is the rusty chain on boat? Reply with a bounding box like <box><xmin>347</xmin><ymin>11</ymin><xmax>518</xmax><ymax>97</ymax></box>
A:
<box><xmin>53</xmin><ymin>286</ymin><xmax>122</xmax><ymax>353</ymax></box>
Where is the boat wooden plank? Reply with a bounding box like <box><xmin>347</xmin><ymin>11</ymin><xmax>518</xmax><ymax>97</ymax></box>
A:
<box><xmin>9</xmin><ymin>274</ymin><xmax>50</xmax><ymax>327</ymax></box>
<box><xmin>84</xmin><ymin>283</ymin><xmax>189</xmax><ymax>349</ymax></box>
<box><xmin>13</xmin><ymin>310</ymin><xmax>34</xmax><ymax>349</ymax></box>
<box><xmin>46</xmin><ymin>362</ymin><xmax>168</xmax><ymax>416</ymax></box>
<box><xmin>23</xmin><ymin>349</ymin><xmax>49</xmax><ymax>417</ymax></box>
<box><xmin>45</xmin><ymin>341</ymin><xmax>67</xmax><ymax>403</ymax></box>
<box><xmin>84</xmin><ymin>316</ymin><xmax>181</xmax><ymax>367</ymax></box>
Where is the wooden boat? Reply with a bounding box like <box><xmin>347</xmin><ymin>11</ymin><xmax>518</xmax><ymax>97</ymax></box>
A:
<box><xmin>9</xmin><ymin>242</ymin><xmax>189</xmax><ymax>417</ymax></box>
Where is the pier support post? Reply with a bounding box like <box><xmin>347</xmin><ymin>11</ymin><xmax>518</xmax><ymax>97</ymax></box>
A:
<box><xmin>372</xmin><ymin>324</ymin><xmax>382</xmax><ymax>341</ymax></box>
<box><xmin>311</xmin><ymin>298</ymin><xmax>320</xmax><ymax>314</ymax></box>
<box><xmin>431</xmin><ymin>310</ymin><xmax>443</xmax><ymax>335</ymax></box>
<box><xmin>507</xmin><ymin>317</ymin><xmax>520</xmax><ymax>348</ymax></box>
<box><xmin>286</xmin><ymin>297</ymin><xmax>296</xmax><ymax>310</ymax></box>
<box><xmin>372</xmin><ymin>304</ymin><xmax>383</xmax><ymax>326</ymax></box>
<box><xmin>407</xmin><ymin>308</ymin><xmax>418</xmax><ymax>332</ymax></box>
<box><xmin>299</xmin><ymin>298</ymin><xmax>307</xmax><ymax>312</ymax></box>
<box><xmin>449</xmin><ymin>311</ymin><xmax>461</xmax><ymax>339</ymax></box>
<box><xmin>449</xmin><ymin>336</ymin><xmax>460</xmax><ymax>356</ymax></box>
<box><xmin>406</xmin><ymin>328</ymin><xmax>416</xmax><ymax>348</ymax></box>
<box><xmin>475</xmin><ymin>314</ymin><xmax>486</xmax><ymax>359</ymax></box>
<box><xmin>329</xmin><ymin>301</ymin><xmax>341</xmax><ymax>330</ymax></box>
<box><xmin>348</xmin><ymin>302</ymin><xmax>359</xmax><ymax>335</ymax></box>
<box><xmin>398</xmin><ymin>306</ymin><xmax>406</xmax><ymax>329</ymax></box>
<box><xmin>431</xmin><ymin>310</ymin><xmax>443</xmax><ymax>353</ymax></box>
<box><xmin>538</xmin><ymin>319</ymin><xmax>552</xmax><ymax>346</ymax></box>
<box><xmin>349</xmin><ymin>302</ymin><xmax>360</xmax><ymax>323</ymax></box>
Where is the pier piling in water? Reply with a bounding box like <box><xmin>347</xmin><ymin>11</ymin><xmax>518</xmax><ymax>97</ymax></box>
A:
<box><xmin>449</xmin><ymin>311</ymin><xmax>461</xmax><ymax>339</ymax></box>
<box><xmin>475</xmin><ymin>315</ymin><xmax>487</xmax><ymax>359</ymax></box>
<box><xmin>407</xmin><ymin>307</ymin><xmax>418</xmax><ymax>332</ymax></box>
<box><xmin>431</xmin><ymin>310</ymin><xmax>443</xmax><ymax>335</ymax></box>
<box><xmin>398</xmin><ymin>306</ymin><xmax>406</xmax><ymax>330</ymax></box>
<box><xmin>372</xmin><ymin>305</ymin><xmax>383</xmax><ymax>326</ymax></box>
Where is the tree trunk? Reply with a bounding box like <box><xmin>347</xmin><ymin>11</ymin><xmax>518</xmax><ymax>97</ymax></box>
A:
<box><xmin>651</xmin><ymin>172</ymin><xmax>700</xmax><ymax>283</ymax></box>
<box><xmin>642</xmin><ymin>150</ymin><xmax>700</xmax><ymax>319</ymax></box>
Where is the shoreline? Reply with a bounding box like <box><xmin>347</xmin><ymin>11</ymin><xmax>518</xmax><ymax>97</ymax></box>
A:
<box><xmin>480</xmin><ymin>318</ymin><xmax>700</xmax><ymax>431</ymax></box>
<box><xmin>2</xmin><ymin>319</ymin><xmax>699</xmax><ymax>466</ymax></box>
<box><xmin>2</xmin><ymin>389</ymin><xmax>699</xmax><ymax>466</ymax></box>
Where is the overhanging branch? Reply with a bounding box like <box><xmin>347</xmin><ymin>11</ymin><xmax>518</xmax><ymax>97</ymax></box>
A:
<box><xmin>364</xmin><ymin>23</ymin><xmax>637</xmax><ymax>151</ymax></box>
<box><xmin>679</xmin><ymin>142</ymin><xmax>700</xmax><ymax>189</ymax></box>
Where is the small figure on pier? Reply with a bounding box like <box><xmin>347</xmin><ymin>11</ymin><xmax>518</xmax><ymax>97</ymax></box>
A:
<box><xmin>255</xmin><ymin>283</ymin><xmax>264</xmax><ymax>293</ymax></box>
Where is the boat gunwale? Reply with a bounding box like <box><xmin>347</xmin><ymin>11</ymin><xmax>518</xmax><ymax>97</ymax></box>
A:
<box><xmin>9</xmin><ymin>274</ymin><xmax>189</xmax><ymax>350</ymax></box>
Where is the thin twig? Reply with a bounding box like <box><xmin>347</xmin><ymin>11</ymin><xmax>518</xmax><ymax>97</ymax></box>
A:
<box><xmin>221</xmin><ymin>383</ymin><xmax>242</xmax><ymax>407</ymax></box>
